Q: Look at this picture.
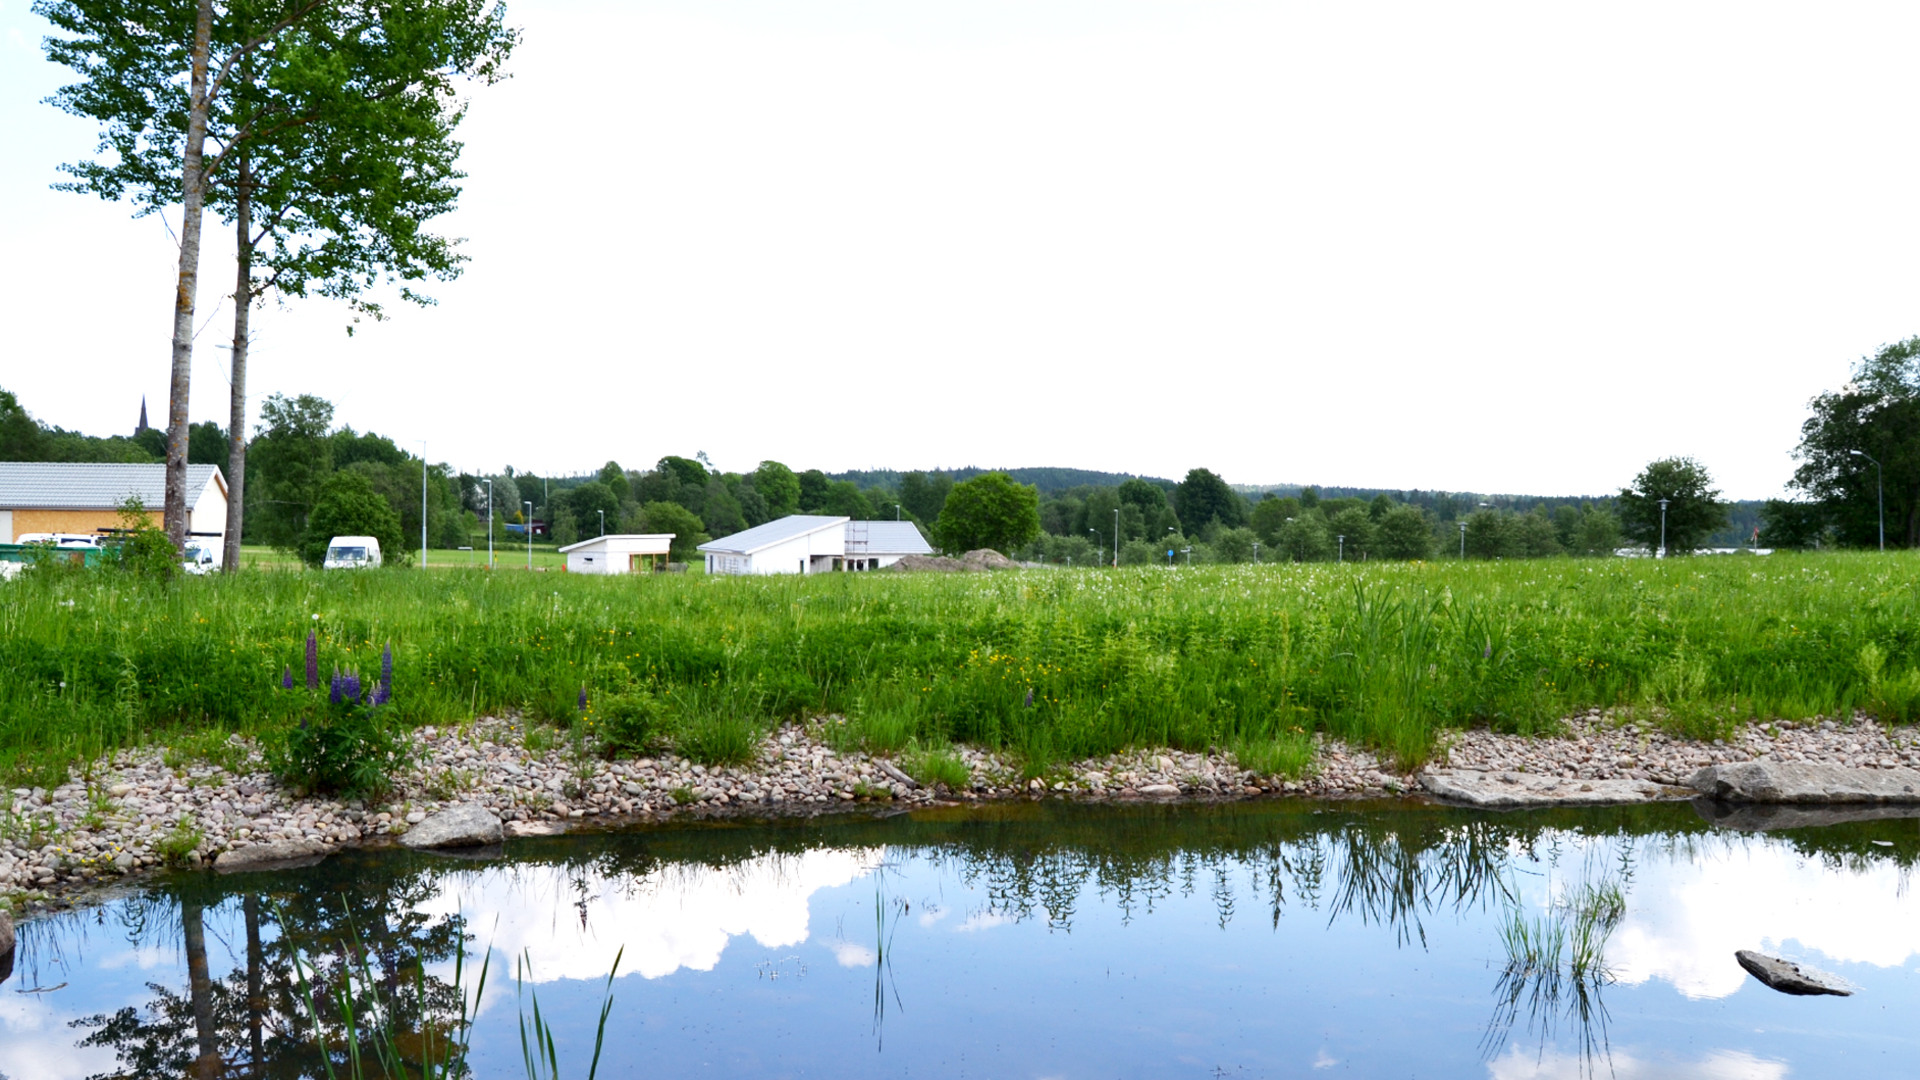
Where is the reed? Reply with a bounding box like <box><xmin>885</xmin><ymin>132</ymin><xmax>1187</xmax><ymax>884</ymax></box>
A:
<box><xmin>3</xmin><ymin>551</ymin><xmax>1917</xmax><ymax>782</ymax></box>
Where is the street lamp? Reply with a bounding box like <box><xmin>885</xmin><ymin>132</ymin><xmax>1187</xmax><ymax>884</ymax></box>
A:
<box><xmin>1167</xmin><ymin>527</ymin><xmax>1176</xmax><ymax>567</ymax></box>
<box><xmin>1458</xmin><ymin>520</ymin><xmax>1467</xmax><ymax>559</ymax></box>
<box><xmin>1252</xmin><ymin>540</ymin><xmax>1260</xmax><ymax>564</ymax></box>
<box><xmin>598</xmin><ymin>508</ymin><xmax>605</xmax><ymax>537</ymax></box>
<box><xmin>1657</xmin><ymin>498</ymin><xmax>1669</xmax><ymax>559</ymax></box>
<box><xmin>485</xmin><ymin>478</ymin><xmax>495</xmax><ymax>569</ymax></box>
<box><xmin>1113</xmin><ymin>507</ymin><xmax>1120</xmax><ymax>569</ymax></box>
<box><xmin>1089</xmin><ymin>528</ymin><xmax>1100</xmax><ymax>567</ymax></box>
<box><xmin>524</xmin><ymin>500</ymin><xmax>533</xmax><ymax>569</ymax></box>
<box><xmin>1337</xmin><ymin>534</ymin><xmax>1345</xmax><ymax>563</ymax></box>
<box><xmin>894</xmin><ymin>503</ymin><xmax>901</xmax><ymax>521</ymax></box>
<box><xmin>1850</xmin><ymin>449</ymin><xmax>1885</xmax><ymax>551</ymax></box>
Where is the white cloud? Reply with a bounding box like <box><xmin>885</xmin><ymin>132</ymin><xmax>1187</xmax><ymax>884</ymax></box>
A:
<box><xmin>1604</xmin><ymin>840</ymin><xmax>1920</xmax><ymax>999</ymax></box>
<box><xmin>0</xmin><ymin>993</ymin><xmax>125</xmax><ymax>1080</ymax></box>
<box><xmin>1312</xmin><ymin>1048</ymin><xmax>1338</xmax><ymax>1069</ymax></box>
<box><xmin>1487</xmin><ymin>1045</ymin><xmax>1789</xmax><ymax>1080</ymax></box>
<box><xmin>828</xmin><ymin>940</ymin><xmax>877</xmax><ymax>967</ymax></box>
<box><xmin>419</xmin><ymin>847</ymin><xmax>882</xmax><ymax>983</ymax></box>
<box><xmin>953</xmin><ymin>909</ymin><xmax>1018</xmax><ymax>933</ymax></box>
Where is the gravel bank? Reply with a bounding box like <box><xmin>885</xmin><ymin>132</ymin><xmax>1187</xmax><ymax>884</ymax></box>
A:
<box><xmin>1</xmin><ymin>710</ymin><xmax>1910</xmax><ymax>911</ymax></box>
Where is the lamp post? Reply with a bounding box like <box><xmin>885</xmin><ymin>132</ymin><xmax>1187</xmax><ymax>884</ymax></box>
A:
<box><xmin>485</xmin><ymin>478</ymin><xmax>494</xmax><ymax>569</ymax></box>
<box><xmin>894</xmin><ymin>503</ymin><xmax>901</xmax><ymax>521</ymax></box>
<box><xmin>1089</xmin><ymin>528</ymin><xmax>1100</xmax><ymax>567</ymax></box>
<box><xmin>1850</xmin><ymin>449</ymin><xmax>1885</xmax><ymax>551</ymax></box>
<box><xmin>1167</xmin><ymin>527</ymin><xmax>1176</xmax><ymax>567</ymax></box>
<box><xmin>1337</xmin><ymin>534</ymin><xmax>1345</xmax><ymax>563</ymax></box>
<box><xmin>598</xmin><ymin>509</ymin><xmax>605</xmax><ymax>537</ymax></box>
<box><xmin>1252</xmin><ymin>540</ymin><xmax>1260</xmax><ymax>564</ymax></box>
<box><xmin>1657</xmin><ymin>498</ymin><xmax>1669</xmax><ymax>559</ymax></box>
<box><xmin>1458</xmin><ymin>520</ymin><xmax>1467</xmax><ymax>559</ymax></box>
<box><xmin>1113</xmin><ymin>507</ymin><xmax>1120</xmax><ymax>569</ymax></box>
<box><xmin>524</xmin><ymin>501</ymin><xmax>533</xmax><ymax>569</ymax></box>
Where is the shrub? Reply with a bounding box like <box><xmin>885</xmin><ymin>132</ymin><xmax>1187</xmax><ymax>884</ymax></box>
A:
<box><xmin>265</xmin><ymin>637</ymin><xmax>410</xmax><ymax>797</ymax></box>
<box><xmin>595</xmin><ymin>685</ymin><xmax>663</xmax><ymax>757</ymax></box>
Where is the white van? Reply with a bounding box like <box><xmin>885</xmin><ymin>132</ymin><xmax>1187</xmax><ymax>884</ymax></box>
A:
<box><xmin>323</xmin><ymin>536</ymin><xmax>383</xmax><ymax>569</ymax></box>
<box><xmin>182</xmin><ymin>540</ymin><xmax>221</xmax><ymax>575</ymax></box>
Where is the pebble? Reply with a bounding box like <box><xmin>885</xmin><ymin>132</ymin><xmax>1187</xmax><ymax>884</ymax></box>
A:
<box><xmin>2</xmin><ymin>708</ymin><xmax>1911</xmax><ymax>910</ymax></box>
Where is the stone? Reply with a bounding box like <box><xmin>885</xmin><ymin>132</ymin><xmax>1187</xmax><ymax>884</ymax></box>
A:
<box><xmin>1691</xmin><ymin>762</ymin><xmax>1920</xmax><ymax>803</ymax></box>
<box><xmin>1735</xmin><ymin>950</ymin><xmax>1852</xmax><ymax>996</ymax></box>
<box><xmin>399</xmin><ymin>805</ymin><xmax>503</xmax><ymax>850</ymax></box>
<box><xmin>506</xmin><ymin>820</ymin><xmax>565</xmax><ymax>838</ymax></box>
<box><xmin>0</xmin><ymin>910</ymin><xmax>13</xmax><ymax>960</ymax></box>
<box><xmin>1420</xmin><ymin>769</ymin><xmax>1692</xmax><ymax>808</ymax></box>
<box><xmin>1692</xmin><ymin>799</ymin><xmax>1920</xmax><ymax>832</ymax></box>
<box><xmin>214</xmin><ymin>838</ymin><xmax>333</xmax><ymax>873</ymax></box>
<box><xmin>1138</xmin><ymin>784</ymin><xmax>1181</xmax><ymax>797</ymax></box>
<box><xmin>876</xmin><ymin>761</ymin><xmax>920</xmax><ymax>790</ymax></box>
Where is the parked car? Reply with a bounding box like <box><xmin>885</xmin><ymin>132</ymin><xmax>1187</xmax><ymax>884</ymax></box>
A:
<box><xmin>322</xmin><ymin>535</ymin><xmax>383</xmax><ymax>569</ymax></box>
<box><xmin>182</xmin><ymin>540</ymin><xmax>221</xmax><ymax>575</ymax></box>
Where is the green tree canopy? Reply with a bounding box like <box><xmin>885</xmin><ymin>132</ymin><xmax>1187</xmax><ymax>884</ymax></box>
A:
<box><xmin>1173</xmin><ymin>468</ymin><xmax>1246</xmax><ymax>533</ymax></box>
<box><xmin>933</xmin><ymin>472</ymin><xmax>1040</xmax><ymax>554</ymax></box>
<box><xmin>1619</xmin><ymin>457</ymin><xmax>1729</xmax><ymax>555</ymax></box>
<box><xmin>899</xmin><ymin>470</ymin><xmax>952</xmax><ymax>524</ymax></box>
<box><xmin>1788</xmin><ymin>336</ymin><xmax>1920</xmax><ymax>547</ymax></box>
<box><xmin>638</xmin><ymin>500</ymin><xmax>708</xmax><ymax>561</ymax></box>
<box><xmin>751</xmin><ymin>461</ymin><xmax>801</xmax><ymax>518</ymax></box>
<box><xmin>299</xmin><ymin>469</ymin><xmax>403</xmax><ymax>567</ymax></box>
<box><xmin>1374</xmin><ymin>505</ymin><xmax>1433</xmax><ymax>560</ymax></box>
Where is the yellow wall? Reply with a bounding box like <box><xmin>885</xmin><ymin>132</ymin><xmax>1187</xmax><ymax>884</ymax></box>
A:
<box><xmin>6</xmin><ymin>508</ymin><xmax>162</xmax><ymax>542</ymax></box>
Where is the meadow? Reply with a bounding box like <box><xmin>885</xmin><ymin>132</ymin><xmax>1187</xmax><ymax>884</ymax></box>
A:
<box><xmin>2</xmin><ymin>553</ymin><xmax>1918</xmax><ymax>788</ymax></box>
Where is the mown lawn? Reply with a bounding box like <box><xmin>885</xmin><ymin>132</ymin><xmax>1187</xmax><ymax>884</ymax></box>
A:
<box><xmin>2</xmin><ymin>552</ymin><xmax>1916</xmax><ymax>786</ymax></box>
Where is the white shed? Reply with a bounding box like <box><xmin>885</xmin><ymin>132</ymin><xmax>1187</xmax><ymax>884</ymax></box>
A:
<box><xmin>698</xmin><ymin>515</ymin><xmax>933</xmax><ymax>575</ymax></box>
<box><xmin>559</xmin><ymin>533</ymin><xmax>675</xmax><ymax>575</ymax></box>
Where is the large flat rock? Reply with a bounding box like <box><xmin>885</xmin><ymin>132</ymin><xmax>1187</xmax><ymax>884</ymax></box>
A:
<box><xmin>1735</xmin><ymin>950</ymin><xmax>1852</xmax><ymax>996</ymax></box>
<box><xmin>1692</xmin><ymin>799</ymin><xmax>1920</xmax><ymax>832</ymax></box>
<box><xmin>1690</xmin><ymin>762</ymin><xmax>1920</xmax><ymax>804</ymax></box>
<box><xmin>214</xmin><ymin>838</ymin><xmax>334</xmax><ymax>873</ymax></box>
<box><xmin>1419</xmin><ymin>769</ymin><xmax>1692</xmax><ymax>808</ymax></box>
<box><xmin>400</xmin><ymin>805</ymin><xmax>503</xmax><ymax>849</ymax></box>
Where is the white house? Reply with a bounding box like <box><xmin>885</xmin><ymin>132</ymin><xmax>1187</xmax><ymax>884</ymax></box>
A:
<box><xmin>559</xmin><ymin>533</ymin><xmax>675</xmax><ymax>575</ymax></box>
<box><xmin>698</xmin><ymin>515</ymin><xmax>932</xmax><ymax>575</ymax></box>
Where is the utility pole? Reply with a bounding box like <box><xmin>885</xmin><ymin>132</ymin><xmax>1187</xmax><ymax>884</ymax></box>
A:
<box><xmin>486</xmin><ymin>478</ymin><xmax>494</xmax><ymax>569</ymax></box>
<box><xmin>1113</xmin><ymin>507</ymin><xmax>1120</xmax><ymax>568</ymax></box>
<box><xmin>1657</xmin><ymin>498</ymin><xmax>1669</xmax><ymax>558</ymax></box>
<box><xmin>1458</xmin><ymin>520</ymin><xmax>1466</xmax><ymax>559</ymax></box>
<box><xmin>524</xmin><ymin>501</ymin><xmax>533</xmax><ymax>569</ymax></box>
<box><xmin>417</xmin><ymin>441</ymin><xmax>428</xmax><ymax>569</ymax></box>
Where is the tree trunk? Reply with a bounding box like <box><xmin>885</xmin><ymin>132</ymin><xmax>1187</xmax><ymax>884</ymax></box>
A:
<box><xmin>166</xmin><ymin>0</ymin><xmax>216</xmax><ymax>551</ymax></box>
<box><xmin>183</xmin><ymin>896</ymin><xmax>223</xmax><ymax>1078</ymax></box>
<box><xmin>245</xmin><ymin>894</ymin><xmax>264</xmax><ymax>1075</ymax></box>
<box><xmin>224</xmin><ymin>140</ymin><xmax>252</xmax><ymax>573</ymax></box>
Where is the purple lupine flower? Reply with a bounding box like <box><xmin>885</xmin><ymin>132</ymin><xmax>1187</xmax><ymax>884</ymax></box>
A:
<box><xmin>380</xmin><ymin>642</ymin><xmax>393</xmax><ymax>699</ymax></box>
<box><xmin>329</xmin><ymin>670</ymin><xmax>344</xmax><ymax>705</ymax></box>
<box><xmin>282</xmin><ymin>666</ymin><xmax>293</xmax><ymax>690</ymax></box>
<box><xmin>306</xmin><ymin>632</ymin><xmax>320</xmax><ymax>690</ymax></box>
<box><xmin>372</xmin><ymin>682</ymin><xmax>389</xmax><ymax>707</ymax></box>
<box><xmin>344</xmin><ymin>672</ymin><xmax>362</xmax><ymax>704</ymax></box>
<box><xmin>578</xmin><ymin>685</ymin><xmax>588</xmax><ymax>712</ymax></box>
<box><xmin>1024</xmin><ymin>687</ymin><xmax>1034</xmax><ymax>709</ymax></box>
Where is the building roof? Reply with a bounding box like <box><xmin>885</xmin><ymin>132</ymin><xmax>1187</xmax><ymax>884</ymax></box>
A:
<box><xmin>0</xmin><ymin>462</ymin><xmax>225</xmax><ymax>510</ymax></box>
<box><xmin>698</xmin><ymin>515</ymin><xmax>849</xmax><ymax>555</ymax></box>
<box><xmin>558</xmin><ymin>533</ymin><xmax>675</xmax><ymax>554</ymax></box>
<box><xmin>847</xmin><ymin>520</ymin><xmax>932</xmax><ymax>555</ymax></box>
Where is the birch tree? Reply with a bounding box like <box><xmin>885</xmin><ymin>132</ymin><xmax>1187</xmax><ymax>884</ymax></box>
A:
<box><xmin>37</xmin><ymin>0</ymin><xmax>515</xmax><ymax>555</ymax></box>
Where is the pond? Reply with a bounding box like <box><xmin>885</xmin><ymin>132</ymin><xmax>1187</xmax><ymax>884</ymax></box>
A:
<box><xmin>7</xmin><ymin>799</ymin><xmax>1919</xmax><ymax>1078</ymax></box>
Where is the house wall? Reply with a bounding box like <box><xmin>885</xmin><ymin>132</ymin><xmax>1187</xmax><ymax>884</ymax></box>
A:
<box><xmin>188</xmin><ymin>482</ymin><xmax>228</xmax><ymax>537</ymax></box>
<box><xmin>566</xmin><ymin>536</ymin><xmax>672</xmax><ymax>575</ymax></box>
<box><xmin>5</xmin><ymin>507</ymin><xmax>163</xmax><ymax>539</ymax></box>
<box><xmin>706</xmin><ymin>526</ymin><xmax>846</xmax><ymax>575</ymax></box>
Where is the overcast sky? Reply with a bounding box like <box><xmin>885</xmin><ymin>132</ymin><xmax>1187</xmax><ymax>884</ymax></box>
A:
<box><xmin>4</xmin><ymin>0</ymin><xmax>1917</xmax><ymax>498</ymax></box>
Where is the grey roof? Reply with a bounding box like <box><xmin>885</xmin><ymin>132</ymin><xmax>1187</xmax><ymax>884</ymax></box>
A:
<box><xmin>698</xmin><ymin>515</ymin><xmax>848</xmax><ymax>555</ymax></box>
<box><xmin>0</xmin><ymin>462</ymin><xmax>224</xmax><ymax>510</ymax></box>
<box><xmin>847</xmin><ymin>521</ymin><xmax>932</xmax><ymax>555</ymax></box>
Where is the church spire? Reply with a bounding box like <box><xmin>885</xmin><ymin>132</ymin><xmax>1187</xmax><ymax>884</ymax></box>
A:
<box><xmin>135</xmin><ymin>397</ymin><xmax>150</xmax><ymax>436</ymax></box>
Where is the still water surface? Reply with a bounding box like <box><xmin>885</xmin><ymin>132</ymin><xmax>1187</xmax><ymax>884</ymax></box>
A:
<box><xmin>7</xmin><ymin>800</ymin><xmax>1920</xmax><ymax>1078</ymax></box>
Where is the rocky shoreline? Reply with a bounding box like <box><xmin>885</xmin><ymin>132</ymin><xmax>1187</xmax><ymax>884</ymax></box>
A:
<box><xmin>4</xmin><ymin>709</ymin><xmax>1919</xmax><ymax>913</ymax></box>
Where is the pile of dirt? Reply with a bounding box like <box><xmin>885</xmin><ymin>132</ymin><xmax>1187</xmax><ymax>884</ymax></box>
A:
<box><xmin>888</xmin><ymin>549</ymin><xmax>1020</xmax><ymax>573</ymax></box>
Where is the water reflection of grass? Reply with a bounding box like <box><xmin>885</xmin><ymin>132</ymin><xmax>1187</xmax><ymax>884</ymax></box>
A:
<box><xmin>1482</xmin><ymin>859</ymin><xmax>1629</xmax><ymax>1077</ymax></box>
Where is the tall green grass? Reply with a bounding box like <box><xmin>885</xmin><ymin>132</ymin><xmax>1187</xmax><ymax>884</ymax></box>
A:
<box><xmin>2</xmin><ymin>552</ymin><xmax>1918</xmax><ymax>782</ymax></box>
